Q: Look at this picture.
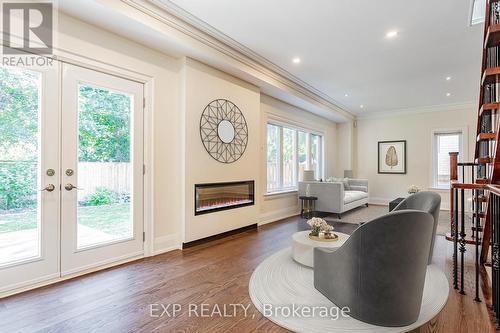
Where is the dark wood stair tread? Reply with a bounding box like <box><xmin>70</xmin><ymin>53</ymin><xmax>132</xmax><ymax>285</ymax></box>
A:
<box><xmin>485</xmin><ymin>24</ymin><xmax>500</xmax><ymax>48</ymax></box>
<box><xmin>482</xmin><ymin>67</ymin><xmax>500</xmax><ymax>85</ymax></box>
<box><xmin>476</xmin><ymin>157</ymin><xmax>494</xmax><ymax>164</ymax></box>
<box><xmin>477</xmin><ymin>133</ymin><xmax>497</xmax><ymax>141</ymax></box>
<box><xmin>479</xmin><ymin>103</ymin><xmax>500</xmax><ymax>116</ymax></box>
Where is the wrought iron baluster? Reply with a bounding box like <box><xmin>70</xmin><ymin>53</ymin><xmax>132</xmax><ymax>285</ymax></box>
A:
<box><xmin>474</xmin><ymin>189</ymin><xmax>481</xmax><ymax>302</ymax></box>
<box><xmin>453</xmin><ymin>187</ymin><xmax>458</xmax><ymax>290</ymax></box>
<box><xmin>460</xmin><ymin>188</ymin><xmax>466</xmax><ymax>295</ymax></box>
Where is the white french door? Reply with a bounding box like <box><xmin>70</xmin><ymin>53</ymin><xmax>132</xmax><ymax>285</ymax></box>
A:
<box><xmin>0</xmin><ymin>62</ymin><xmax>144</xmax><ymax>294</ymax></box>
<box><xmin>0</xmin><ymin>64</ymin><xmax>60</xmax><ymax>293</ymax></box>
<box><xmin>60</xmin><ymin>64</ymin><xmax>144</xmax><ymax>275</ymax></box>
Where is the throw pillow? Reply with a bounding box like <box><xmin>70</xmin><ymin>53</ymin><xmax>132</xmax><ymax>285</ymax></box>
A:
<box><xmin>343</xmin><ymin>177</ymin><xmax>351</xmax><ymax>190</ymax></box>
<box><xmin>326</xmin><ymin>177</ymin><xmax>350</xmax><ymax>190</ymax></box>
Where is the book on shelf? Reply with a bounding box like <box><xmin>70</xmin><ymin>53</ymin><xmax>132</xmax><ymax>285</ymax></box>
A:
<box><xmin>483</xmin><ymin>83</ymin><xmax>499</xmax><ymax>104</ymax></box>
<box><xmin>487</xmin><ymin>46</ymin><xmax>500</xmax><ymax>68</ymax></box>
<box><xmin>491</xmin><ymin>2</ymin><xmax>500</xmax><ymax>25</ymax></box>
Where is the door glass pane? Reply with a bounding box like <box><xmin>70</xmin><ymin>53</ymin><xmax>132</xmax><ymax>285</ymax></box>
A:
<box><xmin>0</xmin><ymin>67</ymin><xmax>41</xmax><ymax>265</ymax></box>
<box><xmin>266</xmin><ymin>124</ymin><xmax>280</xmax><ymax>192</ymax></box>
<box><xmin>77</xmin><ymin>84</ymin><xmax>133</xmax><ymax>249</ymax></box>
<box><xmin>282</xmin><ymin>127</ymin><xmax>296</xmax><ymax>188</ymax></box>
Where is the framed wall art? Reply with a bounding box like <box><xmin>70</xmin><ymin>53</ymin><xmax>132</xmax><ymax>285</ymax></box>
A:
<box><xmin>378</xmin><ymin>140</ymin><xmax>406</xmax><ymax>174</ymax></box>
<box><xmin>199</xmin><ymin>99</ymin><xmax>248</xmax><ymax>164</ymax></box>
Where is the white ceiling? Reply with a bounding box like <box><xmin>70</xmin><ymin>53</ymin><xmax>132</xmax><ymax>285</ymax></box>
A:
<box><xmin>168</xmin><ymin>0</ymin><xmax>483</xmax><ymax>115</ymax></box>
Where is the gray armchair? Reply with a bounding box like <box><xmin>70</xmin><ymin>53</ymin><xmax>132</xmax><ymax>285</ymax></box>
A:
<box><xmin>393</xmin><ymin>191</ymin><xmax>441</xmax><ymax>264</ymax></box>
<box><xmin>314</xmin><ymin>210</ymin><xmax>434</xmax><ymax>327</ymax></box>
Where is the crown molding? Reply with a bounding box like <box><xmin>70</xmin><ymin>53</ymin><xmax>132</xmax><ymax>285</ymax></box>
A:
<box><xmin>356</xmin><ymin>101</ymin><xmax>476</xmax><ymax>120</ymax></box>
<box><xmin>120</xmin><ymin>0</ymin><xmax>353</xmax><ymax>121</ymax></box>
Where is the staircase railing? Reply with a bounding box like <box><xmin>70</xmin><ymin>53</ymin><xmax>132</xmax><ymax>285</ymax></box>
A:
<box><xmin>488</xmin><ymin>184</ymin><xmax>500</xmax><ymax>327</ymax></box>
<box><xmin>451</xmin><ymin>182</ymin><xmax>484</xmax><ymax>302</ymax></box>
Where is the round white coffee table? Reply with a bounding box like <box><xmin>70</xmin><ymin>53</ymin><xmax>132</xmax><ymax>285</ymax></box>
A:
<box><xmin>292</xmin><ymin>230</ymin><xmax>350</xmax><ymax>267</ymax></box>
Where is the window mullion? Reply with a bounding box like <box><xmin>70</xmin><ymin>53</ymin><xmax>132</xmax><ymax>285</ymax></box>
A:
<box><xmin>306</xmin><ymin>133</ymin><xmax>311</xmax><ymax>170</ymax></box>
<box><xmin>279</xmin><ymin>126</ymin><xmax>284</xmax><ymax>189</ymax></box>
<box><xmin>319</xmin><ymin>136</ymin><xmax>323</xmax><ymax>179</ymax></box>
<box><xmin>295</xmin><ymin>130</ymin><xmax>299</xmax><ymax>186</ymax></box>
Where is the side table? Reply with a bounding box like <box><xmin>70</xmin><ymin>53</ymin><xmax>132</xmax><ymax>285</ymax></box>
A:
<box><xmin>299</xmin><ymin>196</ymin><xmax>317</xmax><ymax>218</ymax></box>
<box><xmin>389</xmin><ymin>197</ymin><xmax>405</xmax><ymax>211</ymax></box>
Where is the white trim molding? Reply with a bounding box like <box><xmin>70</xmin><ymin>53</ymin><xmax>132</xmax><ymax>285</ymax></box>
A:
<box><xmin>356</xmin><ymin>102</ymin><xmax>476</xmax><ymax>120</ymax></box>
<box><xmin>153</xmin><ymin>233</ymin><xmax>181</xmax><ymax>255</ymax></box>
<box><xmin>259</xmin><ymin>206</ymin><xmax>300</xmax><ymax>226</ymax></box>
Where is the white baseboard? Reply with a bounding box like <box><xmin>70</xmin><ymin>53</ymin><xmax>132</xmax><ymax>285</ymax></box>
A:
<box><xmin>61</xmin><ymin>251</ymin><xmax>144</xmax><ymax>277</ymax></box>
<box><xmin>2</xmin><ymin>235</ymin><xmax>180</xmax><ymax>298</ymax></box>
<box><xmin>153</xmin><ymin>233</ymin><xmax>181</xmax><ymax>255</ymax></box>
<box><xmin>368</xmin><ymin>197</ymin><xmax>391</xmax><ymax>206</ymax></box>
<box><xmin>0</xmin><ymin>254</ymin><xmax>144</xmax><ymax>299</ymax></box>
<box><xmin>0</xmin><ymin>273</ymin><xmax>60</xmax><ymax>297</ymax></box>
<box><xmin>259</xmin><ymin>206</ymin><xmax>300</xmax><ymax>226</ymax></box>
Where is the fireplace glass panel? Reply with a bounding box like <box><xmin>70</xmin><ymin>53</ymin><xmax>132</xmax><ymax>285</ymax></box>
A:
<box><xmin>195</xmin><ymin>181</ymin><xmax>254</xmax><ymax>215</ymax></box>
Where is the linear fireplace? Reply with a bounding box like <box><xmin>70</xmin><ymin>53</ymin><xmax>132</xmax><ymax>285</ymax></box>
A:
<box><xmin>195</xmin><ymin>180</ymin><xmax>255</xmax><ymax>215</ymax></box>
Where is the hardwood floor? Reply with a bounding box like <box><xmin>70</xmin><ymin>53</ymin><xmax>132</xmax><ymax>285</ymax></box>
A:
<box><xmin>0</xmin><ymin>216</ymin><xmax>497</xmax><ymax>332</ymax></box>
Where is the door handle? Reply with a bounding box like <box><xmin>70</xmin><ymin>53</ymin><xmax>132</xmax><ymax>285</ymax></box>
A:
<box><xmin>64</xmin><ymin>183</ymin><xmax>83</xmax><ymax>191</ymax></box>
<box><xmin>40</xmin><ymin>184</ymin><xmax>56</xmax><ymax>192</ymax></box>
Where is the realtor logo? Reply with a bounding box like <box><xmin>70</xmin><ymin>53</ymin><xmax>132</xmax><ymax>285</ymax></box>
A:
<box><xmin>2</xmin><ymin>1</ymin><xmax>53</xmax><ymax>54</ymax></box>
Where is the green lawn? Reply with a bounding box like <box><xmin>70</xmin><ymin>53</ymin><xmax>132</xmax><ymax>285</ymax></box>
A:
<box><xmin>0</xmin><ymin>203</ymin><xmax>131</xmax><ymax>236</ymax></box>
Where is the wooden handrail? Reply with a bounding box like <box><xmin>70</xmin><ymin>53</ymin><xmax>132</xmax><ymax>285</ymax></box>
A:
<box><xmin>450</xmin><ymin>152</ymin><xmax>459</xmax><ymax>181</ymax></box>
<box><xmin>451</xmin><ymin>181</ymin><xmax>488</xmax><ymax>190</ymax></box>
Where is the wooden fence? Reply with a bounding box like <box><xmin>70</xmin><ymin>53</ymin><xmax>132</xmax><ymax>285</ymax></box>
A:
<box><xmin>78</xmin><ymin>162</ymin><xmax>130</xmax><ymax>198</ymax></box>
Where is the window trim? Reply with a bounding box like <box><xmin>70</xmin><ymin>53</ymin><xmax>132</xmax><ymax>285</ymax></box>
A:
<box><xmin>430</xmin><ymin>127</ymin><xmax>468</xmax><ymax>189</ymax></box>
<box><xmin>266</xmin><ymin>119</ymin><xmax>325</xmax><ymax>194</ymax></box>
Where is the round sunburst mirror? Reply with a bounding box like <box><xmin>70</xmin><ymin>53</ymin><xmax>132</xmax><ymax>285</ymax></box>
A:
<box><xmin>199</xmin><ymin>99</ymin><xmax>248</xmax><ymax>163</ymax></box>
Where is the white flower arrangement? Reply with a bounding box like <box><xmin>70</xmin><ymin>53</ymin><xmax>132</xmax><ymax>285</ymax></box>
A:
<box><xmin>307</xmin><ymin>217</ymin><xmax>333</xmax><ymax>236</ymax></box>
<box><xmin>408</xmin><ymin>185</ymin><xmax>420</xmax><ymax>194</ymax></box>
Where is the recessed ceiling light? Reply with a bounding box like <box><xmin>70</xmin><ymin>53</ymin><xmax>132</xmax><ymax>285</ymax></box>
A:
<box><xmin>446</xmin><ymin>93</ymin><xmax>451</xmax><ymax>97</ymax></box>
<box><xmin>385</xmin><ymin>30</ymin><xmax>398</xmax><ymax>38</ymax></box>
<box><xmin>344</xmin><ymin>93</ymin><xmax>349</xmax><ymax>97</ymax></box>
<box><xmin>360</xmin><ymin>104</ymin><xmax>364</xmax><ymax>109</ymax></box>
<box><xmin>446</xmin><ymin>76</ymin><xmax>451</xmax><ymax>81</ymax></box>
<box><xmin>292</xmin><ymin>57</ymin><xmax>301</xmax><ymax>64</ymax></box>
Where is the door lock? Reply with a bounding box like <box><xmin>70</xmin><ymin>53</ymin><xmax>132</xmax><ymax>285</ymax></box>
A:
<box><xmin>65</xmin><ymin>169</ymin><xmax>74</xmax><ymax>176</ymax></box>
<box><xmin>46</xmin><ymin>169</ymin><xmax>55</xmax><ymax>176</ymax></box>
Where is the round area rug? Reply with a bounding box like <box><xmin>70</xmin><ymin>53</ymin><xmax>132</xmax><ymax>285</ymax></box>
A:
<box><xmin>249</xmin><ymin>248</ymin><xmax>449</xmax><ymax>333</ymax></box>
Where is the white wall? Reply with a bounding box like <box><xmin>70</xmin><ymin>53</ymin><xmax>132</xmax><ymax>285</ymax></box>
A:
<box><xmin>356</xmin><ymin>107</ymin><xmax>477</xmax><ymax>209</ymax></box>
<box><xmin>182</xmin><ymin>58</ymin><xmax>261</xmax><ymax>242</ymax></box>
<box><xmin>335</xmin><ymin>122</ymin><xmax>355</xmax><ymax>176</ymax></box>
<box><xmin>259</xmin><ymin>95</ymin><xmax>338</xmax><ymax>224</ymax></box>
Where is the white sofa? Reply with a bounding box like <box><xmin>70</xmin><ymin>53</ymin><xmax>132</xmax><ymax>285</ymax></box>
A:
<box><xmin>298</xmin><ymin>179</ymin><xmax>369</xmax><ymax>218</ymax></box>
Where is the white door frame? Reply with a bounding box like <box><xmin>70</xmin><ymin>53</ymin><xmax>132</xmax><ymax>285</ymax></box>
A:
<box><xmin>54</xmin><ymin>53</ymin><xmax>155</xmax><ymax>258</ymax></box>
<box><xmin>60</xmin><ymin>63</ymin><xmax>145</xmax><ymax>276</ymax></box>
<box><xmin>0</xmin><ymin>51</ymin><xmax>155</xmax><ymax>298</ymax></box>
